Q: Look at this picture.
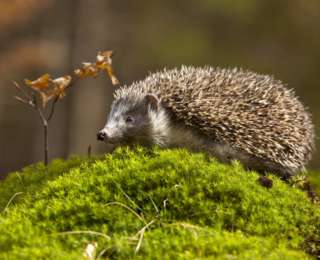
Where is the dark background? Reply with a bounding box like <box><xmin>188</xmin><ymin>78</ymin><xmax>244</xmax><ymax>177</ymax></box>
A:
<box><xmin>0</xmin><ymin>0</ymin><xmax>319</xmax><ymax>178</ymax></box>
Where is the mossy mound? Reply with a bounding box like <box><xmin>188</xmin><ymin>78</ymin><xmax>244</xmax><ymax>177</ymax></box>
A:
<box><xmin>0</xmin><ymin>147</ymin><xmax>319</xmax><ymax>259</ymax></box>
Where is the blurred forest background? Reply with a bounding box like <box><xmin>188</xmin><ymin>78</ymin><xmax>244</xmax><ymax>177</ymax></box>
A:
<box><xmin>0</xmin><ymin>0</ymin><xmax>320</xmax><ymax>177</ymax></box>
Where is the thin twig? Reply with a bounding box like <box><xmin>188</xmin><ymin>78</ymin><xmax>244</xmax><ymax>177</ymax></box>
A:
<box><xmin>114</xmin><ymin>183</ymin><xmax>143</xmax><ymax>213</ymax></box>
<box><xmin>47</xmin><ymin>96</ymin><xmax>59</xmax><ymax>121</ymax></box>
<box><xmin>149</xmin><ymin>196</ymin><xmax>159</xmax><ymax>216</ymax></box>
<box><xmin>43</xmin><ymin>122</ymin><xmax>48</xmax><ymax>165</ymax></box>
<box><xmin>12</xmin><ymin>81</ymin><xmax>33</xmax><ymax>101</ymax></box>
<box><xmin>134</xmin><ymin>219</ymin><xmax>156</xmax><ymax>254</ymax></box>
<box><xmin>104</xmin><ymin>202</ymin><xmax>146</xmax><ymax>224</ymax></box>
<box><xmin>14</xmin><ymin>84</ymin><xmax>50</xmax><ymax>166</ymax></box>
<box><xmin>14</xmin><ymin>96</ymin><xmax>35</xmax><ymax>108</ymax></box>
<box><xmin>57</xmin><ymin>230</ymin><xmax>111</xmax><ymax>240</ymax></box>
<box><xmin>33</xmin><ymin>96</ymin><xmax>47</xmax><ymax>125</ymax></box>
<box><xmin>135</xmin><ymin>228</ymin><xmax>146</xmax><ymax>254</ymax></box>
<box><xmin>2</xmin><ymin>192</ymin><xmax>24</xmax><ymax>213</ymax></box>
<box><xmin>96</xmin><ymin>246</ymin><xmax>112</xmax><ymax>259</ymax></box>
<box><xmin>30</xmin><ymin>95</ymin><xmax>49</xmax><ymax>165</ymax></box>
<box><xmin>87</xmin><ymin>145</ymin><xmax>92</xmax><ymax>158</ymax></box>
<box><xmin>134</xmin><ymin>219</ymin><xmax>156</xmax><ymax>237</ymax></box>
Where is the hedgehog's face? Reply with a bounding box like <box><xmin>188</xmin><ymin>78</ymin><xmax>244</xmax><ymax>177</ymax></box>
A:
<box><xmin>97</xmin><ymin>94</ymin><xmax>160</xmax><ymax>146</ymax></box>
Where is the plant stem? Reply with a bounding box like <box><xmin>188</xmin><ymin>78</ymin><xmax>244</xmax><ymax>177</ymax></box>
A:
<box><xmin>44</xmin><ymin>121</ymin><xmax>48</xmax><ymax>166</ymax></box>
<box><xmin>12</xmin><ymin>82</ymin><xmax>57</xmax><ymax>167</ymax></box>
<box><xmin>33</xmin><ymin>96</ymin><xmax>49</xmax><ymax>167</ymax></box>
<box><xmin>47</xmin><ymin>96</ymin><xmax>59</xmax><ymax>121</ymax></box>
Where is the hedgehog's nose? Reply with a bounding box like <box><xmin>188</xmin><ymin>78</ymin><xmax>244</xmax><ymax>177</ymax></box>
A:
<box><xmin>97</xmin><ymin>130</ymin><xmax>107</xmax><ymax>141</ymax></box>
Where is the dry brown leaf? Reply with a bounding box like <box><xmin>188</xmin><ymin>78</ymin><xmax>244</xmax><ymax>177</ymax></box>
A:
<box><xmin>96</xmin><ymin>50</ymin><xmax>118</xmax><ymax>84</ymax></box>
<box><xmin>104</xmin><ymin>64</ymin><xmax>119</xmax><ymax>85</ymax></box>
<box><xmin>96</xmin><ymin>62</ymin><xmax>119</xmax><ymax>85</ymax></box>
<box><xmin>96</xmin><ymin>50</ymin><xmax>119</xmax><ymax>85</ymax></box>
<box><xmin>51</xmin><ymin>75</ymin><xmax>72</xmax><ymax>98</ymax></box>
<box><xmin>39</xmin><ymin>91</ymin><xmax>55</xmax><ymax>108</ymax></box>
<box><xmin>39</xmin><ymin>75</ymin><xmax>72</xmax><ymax>107</ymax></box>
<box><xmin>52</xmin><ymin>75</ymin><xmax>72</xmax><ymax>88</ymax></box>
<box><xmin>24</xmin><ymin>73</ymin><xmax>51</xmax><ymax>90</ymax></box>
<box><xmin>96</xmin><ymin>50</ymin><xmax>113</xmax><ymax>64</ymax></box>
<box><xmin>74</xmin><ymin>50</ymin><xmax>119</xmax><ymax>85</ymax></box>
<box><xmin>74</xmin><ymin>62</ymin><xmax>99</xmax><ymax>78</ymax></box>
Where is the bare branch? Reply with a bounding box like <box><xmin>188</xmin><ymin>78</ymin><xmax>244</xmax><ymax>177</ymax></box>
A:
<box><xmin>87</xmin><ymin>145</ymin><xmax>92</xmax><ymax>158</ymax></box>
<box><xmin>47</xmin><ymin>96</ymin><xmax>59</xmax><ymax>121</ymax></box>
<box><xmin>14</xmin><ymin>96</ymin><xmax>35</xmax><ymax>108</ymax></box>
<box><xmin>13</xmin><ymin>82</ymin><xmax>48</xmax><ymax>166</ymax></box>
<box><xmin>32</xmin><ymin>95</ymin><xmax>47</xmax><ymax>125</ymax></box>
<box><xmin>12</xmin><ymin>81</ymin><xmax>33</xmax><ymax>101</ymax></box>
<box><xmin>37</xmin><ymin>107</ymin><xmax>47</xmax><ymax>125</ymax></box>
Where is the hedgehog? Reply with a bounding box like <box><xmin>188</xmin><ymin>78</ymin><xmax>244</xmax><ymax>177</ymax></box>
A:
<box><xmin>97</xmin><ymin>66</ymin><xmax>315</xmax><ymax>178</ymax></box>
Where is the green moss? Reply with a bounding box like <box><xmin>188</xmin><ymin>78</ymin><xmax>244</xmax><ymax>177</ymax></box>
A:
<box><xmin>0</xmin><ymin>147</ymin><xmax>319</xmax><ymax>259</ymax></box>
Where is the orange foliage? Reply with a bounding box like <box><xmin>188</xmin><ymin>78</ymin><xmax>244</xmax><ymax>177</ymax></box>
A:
<box><xmin>14</xmin><ymin>50</ymin><xmax>118</xmax><ymax>108</ymax></box>
<box><xmin>75</xmin><ymin>50</ymin><xmax>119</xmax><ymax>85</ymax></box>
<box><xmin>25</xmin><ymin>74</ymin><xmax>51</xmax><ymax>90</ymax></box>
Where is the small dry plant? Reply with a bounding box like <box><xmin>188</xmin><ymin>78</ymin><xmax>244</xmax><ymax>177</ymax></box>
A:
<box><xmin>13</xmin><ymin>51</ymin><xmax>119</xmax><ymax>166</ymax></box>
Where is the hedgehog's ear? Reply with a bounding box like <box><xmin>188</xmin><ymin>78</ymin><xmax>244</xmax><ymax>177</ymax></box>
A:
<box><xmin>145</xmin><ymin>94</ymin><xmax>159</xmax><ymax>111</ymax></box>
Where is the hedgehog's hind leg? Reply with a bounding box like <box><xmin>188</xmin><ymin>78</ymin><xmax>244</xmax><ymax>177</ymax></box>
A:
<box><xmin>246</xmin><ymin>157</ymin><xmax>295</xmax><ymax>181</ymax></box>
<box><xmin>214</xmin><ymin>145</ymin><xmax>295</xmax><ymax>180</ymax></box>
<box><xmin>263</xmin><ymin>164</ymin><xmax>295</xmax><ymax>181</ymax></box>
<box><xmin>207</xmin><ymin>143</ymin><xmax>238</xmax><ymax>164</ymax></box>
<box><xmin>206</xmin><ymin>142</ymin><xmax>295</xmax><ymax>180</ymax></box>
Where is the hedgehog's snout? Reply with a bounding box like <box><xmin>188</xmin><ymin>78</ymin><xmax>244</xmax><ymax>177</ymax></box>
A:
<box><xmin>97</xmin><ymin>130</ymin><xmax>108</xmax><ymax>141</ymax></box>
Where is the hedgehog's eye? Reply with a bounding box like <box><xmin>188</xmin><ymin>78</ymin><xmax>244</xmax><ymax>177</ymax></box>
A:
<box><xmin>125</xmin><ymin>116</ymin><xmax>134</xmax><ymax>124</ymax></box>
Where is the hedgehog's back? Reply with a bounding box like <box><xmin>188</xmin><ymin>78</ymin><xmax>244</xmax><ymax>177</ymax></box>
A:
<box><xmin>116</xmin><ymin>66</ymin><xmax>315</xmax><ymax>174</ymax></box>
